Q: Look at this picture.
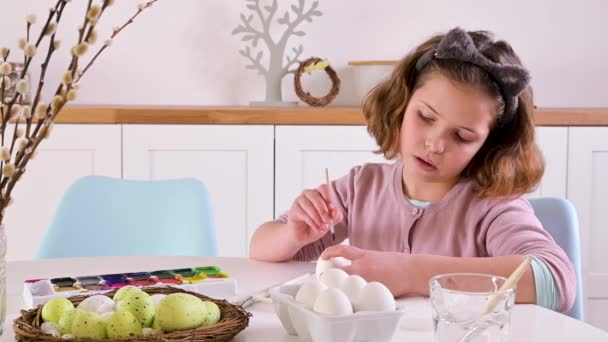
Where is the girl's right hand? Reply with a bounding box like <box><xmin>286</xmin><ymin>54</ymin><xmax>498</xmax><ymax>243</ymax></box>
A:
<box><xmin>286</xmin><ymin>184</ymin><xmax>343</xmax><ymax>245</ymax></box>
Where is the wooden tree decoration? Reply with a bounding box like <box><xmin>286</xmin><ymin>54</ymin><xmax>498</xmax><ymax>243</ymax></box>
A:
<box><xmin>232</xmin><ymin>0</ymin><xmax>322</xmax><ymax>106</ymax></box>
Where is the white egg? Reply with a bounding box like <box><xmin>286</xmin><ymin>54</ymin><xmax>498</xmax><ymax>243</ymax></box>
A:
<box><xmin>96</xmin><ymin>302</ymin><xmax>115</xmax><ymax>314</ymax></box>
<box><xmin>319</xmin><ymin>268</ymin><xmax>349</xmax><ymax>289</ymax></box>
<box><xmin>295</xmin><ymin>278</ymin><xmax>328</xmax><ymax>309</ymax></box>
<box><xmin>315</xmin><ymin>256</ymin><xmax>351</xmax><ymax>278</ymax></box>
<box><xmin>77</xmin><ymin>294</ymin><xmax>114</xmax><ymax>313</ymax></box>
<box><xmin>99</xmin><ymin>311</ymin><xmax>114</xmax><ymax>320</ymax></box>
<box><xmin>313</xmin><ymin>288</ymin><xmax>353</xmax><ymax>316</ymax></box>
<box><xmin>41</xmin><ymin>322</ymin><xmax>60</xmax><ymax>337</ymax></box>
<box><xmin>354</xmin><ymin>282</ymin><xmax>396</xmax><ymax>312</ymax></box>
<box><xmin>143</xmin><ymin>328</ymin><xmax>158</xmax><ymax>336</ymax></box>
<box><xmin>341</xmin><ymin>275</ymin><xmax>367</xmax><ymax>303</ymax></box>
<box><xmin>150</xmin><ymin>294</ymin><xmax>166</xmax><ymax>307</ymax></box>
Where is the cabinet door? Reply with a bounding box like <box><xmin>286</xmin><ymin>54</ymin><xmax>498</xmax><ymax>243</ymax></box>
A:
<box><xmin>568</xmin><ymin>127</ymin><xmax>608</xmax><ymax>330</ymax></box>
<box><xmin>529</xmin><ymin>127</ymin><xmax>568</xmax><ymax>198</ymax></box>
<box><xmin>5</xmin><ymin>125</ymin><xmax>122</xmax><ymax>261</ymax></box>
<box><xmin>122</xmin><ymin>125</ymin><xmax>274</xmax><ymax>257</ymax></box>
<box><xmin>275</xmin><ymin>126</ymin><xmax>388</xmax><ymax>217</ymax></box>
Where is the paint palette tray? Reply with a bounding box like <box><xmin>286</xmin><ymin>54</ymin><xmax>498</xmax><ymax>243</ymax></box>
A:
<box><xmin>22</xmin><ymin>265</ymin><xmax>237</xmax><ymax>309</ymax></box>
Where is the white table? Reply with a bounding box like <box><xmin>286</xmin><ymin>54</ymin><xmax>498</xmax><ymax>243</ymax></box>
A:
<box><xmin>2</xmin><ymin>256</ymin><xmax>607</xmax><ymax>341</ymax></box>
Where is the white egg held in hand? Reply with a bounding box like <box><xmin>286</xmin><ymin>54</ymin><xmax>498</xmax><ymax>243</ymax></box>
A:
<box><xmin>295</xmin><ymin>278</ymin><xmax>328</xmax><ymax>309</ymax></box>
<box><xmin>341</xmin><ymin>275</ymin><xmax>367</xmax><ymax>303</ymax></box>
<box><xmin>319</xmin><ymin>268</ymin><xmax>349</xmax><ymax>289</ymax></box>
<box><xmin>355</xmin><ymin>282</ymin><xmax>396</xmax><ymax>312</ymax></box>
<box><xmin>315</xmin><ymin>256</ymin><xmax>351</xmax><ymax>278</ymax></box>
<box><xmin>313</xmin><ymin>288</ymin><xmax>353</xmax><ymax>316</ymax></box>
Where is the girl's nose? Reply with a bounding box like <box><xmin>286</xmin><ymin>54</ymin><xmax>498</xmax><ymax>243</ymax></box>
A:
<box><xmin>425</xmin><ymin>135</ymin><xmax>445</xmax><ymax>154</ymax></box>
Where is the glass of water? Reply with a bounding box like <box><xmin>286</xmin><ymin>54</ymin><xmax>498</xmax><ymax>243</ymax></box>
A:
<box><xmin>430</xmin><ymin>273</ymin><xmax>516</xmax><ymax>342</ymax></box>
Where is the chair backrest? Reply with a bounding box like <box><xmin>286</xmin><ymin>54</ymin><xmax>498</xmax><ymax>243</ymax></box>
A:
<box><xmin>528</xmin><ymin>197</ymin><xmax>584</xmax><ymax>320</ymax></box>
<box><xmin>36</xmin><ymin>176</ymin><xmax>218</xmax><ymax>258</ymax></box>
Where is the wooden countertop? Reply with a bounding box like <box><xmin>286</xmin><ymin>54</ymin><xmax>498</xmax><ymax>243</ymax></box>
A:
<box><xmin>55</xmin><ymin>106</ymin><xmax>608</xmax><ymax>126</ymax></box>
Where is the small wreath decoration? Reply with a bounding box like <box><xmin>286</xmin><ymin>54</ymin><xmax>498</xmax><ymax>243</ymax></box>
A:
<box><xmin>294</xmin><ymin>57</ymin><xmax>340</xmax><ymax>107</ymax></box>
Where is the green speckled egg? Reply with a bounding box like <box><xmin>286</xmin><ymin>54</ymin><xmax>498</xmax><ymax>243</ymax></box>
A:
<box><xmin>155</xmin><ymin>293</ymin><xmax>207</xmax><ymax>332</ymax></box>
<box><xmin>41</xmin><ymin>297</ymin><xmax>74</xmax><ymax>324</ymax></box>
<box><xmin>71</xmin><ymin>310</ymin><xmax>107</xmax><ymax>339</ymax></box>
<box><xmin>113</xmin><ymin>285</ymin><xmax>142</xmax><ymax>302</ymax></box>
<box><xmin>57</xmin><ymin>308</ymin><xmax>77</xmax><ymax>335</ymax></box>
<box><xmin>116</xmin><ymin>291</ymin><xmax>155</xmax><ymax>327</ymax></box>
<box><xmin>202</xmin><ymin>301</ymin><xmax>221</xmax><ymax>326</ymax></box>
<box><xmin>106</xmin><ymin>309</ymin><xmax>143</xmax><ymax>338</ymax></box>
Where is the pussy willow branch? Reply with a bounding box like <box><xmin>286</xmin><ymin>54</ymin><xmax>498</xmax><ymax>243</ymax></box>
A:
<box><xmin>1</xmin><ymin>77</ymin><xmax>6</xmax><ymax>120</ymax></box>
<box><xmin>10</xmin><ymin>2</ymin><xmax>66</xmax><ymax>158</ymax></box>
<box><xmin>31</xmin><ymin>0</ymin><xmax>100</xmax><ymax>142</ymax></box>
<box><xmin>3</xmin><ymin>0</ymin><xmax>63</xmax><ymax>128</ymax></box>
<box><xmin>23</xmin><ymin>0</ymin><xmax>64</xmax><ymax>138</ymax></box>
<box><xmin>77</xmin><ymin>0</ymin><xmax>158</xmax><ymax>82</ymax></box>
<box><xmin>3</xmin><ymin>0</ymin><xmax>65</xmax><ymax>141</ymax></box>
<box><xmin>26</xmin><ymin>11</ymin><xmax>63</xmax><ymax>140</ymax></box>
<box><xmin>62</xmin><ymin>0</ymin><xmax>91</xmax><ymax>82</ymax></box>
<box><xmin>0</xmin><ymin>0</ymin><xmax>65</xmax><ymax>190</ymax></box>
<box><xmin>0</xmin><ymin>0</ymin><xmax>87</xmax><ymax>217</ymax></box>
<box><xmin>0</xmin><ymin>1</ymin><xmax>159</xmax><ymax>223</ymax></box>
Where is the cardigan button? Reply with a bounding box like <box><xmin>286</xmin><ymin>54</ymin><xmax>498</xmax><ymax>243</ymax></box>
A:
<box><xmin>411</xmin><ymin>207</ymin><xmax>420</xmax><ymax>215</ymax></box>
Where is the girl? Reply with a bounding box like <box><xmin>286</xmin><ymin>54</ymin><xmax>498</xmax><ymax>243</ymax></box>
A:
<box><xmin>250</xmin><ymin>27</ymin><xmax>575</xmax><ymax>313</ymax></box>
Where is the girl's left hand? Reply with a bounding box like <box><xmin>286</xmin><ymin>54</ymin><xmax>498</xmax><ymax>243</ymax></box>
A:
<box><xmin>320</xmin><ymin>245</ymin><xmax>412</xmax><ymax>297</ymax></box>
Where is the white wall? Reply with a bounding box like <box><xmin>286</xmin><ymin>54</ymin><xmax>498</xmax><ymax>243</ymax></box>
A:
<box><xmin>1</xmin><ymin>0</ymin><xmax>606</xmax><ymax>107</ymax></box>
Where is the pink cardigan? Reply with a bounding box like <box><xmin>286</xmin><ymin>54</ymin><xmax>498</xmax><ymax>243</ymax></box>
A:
<box><xmin>274</xmin><ymin>160</ymin><xmax>576</xmax><ymax>313</ymax></box>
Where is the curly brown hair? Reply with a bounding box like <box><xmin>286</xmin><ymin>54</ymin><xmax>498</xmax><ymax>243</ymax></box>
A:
<box><xmin>362</xmin><ymin>30</ymin><xmax>544</xmax><ymax>198</ymax></box>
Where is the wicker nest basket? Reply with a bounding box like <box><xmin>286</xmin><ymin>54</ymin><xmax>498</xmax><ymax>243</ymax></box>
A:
<box><xmin>294</xmin><ymin>56</ymin><xmax>341</xmax><ymax>107</ymax></box>
<box><xmin>13</xmin><ymin>286</ymin><xmax>251</xmax><ymax>342</ymax></box>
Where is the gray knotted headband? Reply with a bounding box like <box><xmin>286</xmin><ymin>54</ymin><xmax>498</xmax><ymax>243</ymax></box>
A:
<box><xmin>415</xmin><ymin>27</ymin><xmax>530</xmax><ymax>124</ymax></box>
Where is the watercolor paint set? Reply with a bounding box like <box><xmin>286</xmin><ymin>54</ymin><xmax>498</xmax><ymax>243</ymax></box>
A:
<box><xmin>22</xmin><ymin>266</ymin><xmax>237</xmax><ymax>309</ymax></box>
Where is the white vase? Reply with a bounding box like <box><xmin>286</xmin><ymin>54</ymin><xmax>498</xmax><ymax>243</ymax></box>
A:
<box><xmin>0</xmin><ymin>224</ymin><xmax>6</xmax><ymax>335</ymax></box>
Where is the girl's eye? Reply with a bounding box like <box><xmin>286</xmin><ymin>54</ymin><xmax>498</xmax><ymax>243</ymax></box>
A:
<box><xmin>418</xmin><ymin>112</ymin><xmax>433</xmax><ymax>122</ymax></box>
<box><xmin>454</xmin><ymin>133</ymin><xmax>472</xmax><ymax>143</ymax></box>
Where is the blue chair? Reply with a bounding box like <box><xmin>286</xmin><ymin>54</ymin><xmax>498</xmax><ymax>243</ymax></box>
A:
<box><xmin>529</xmin><ymin>197</ymin><xmax>584</xmax><ymax>320</ymax></box>
<box><xmin>36</xmin><ymin>176</ymin><xmax>218</xmax><ymax>258</ymax></box>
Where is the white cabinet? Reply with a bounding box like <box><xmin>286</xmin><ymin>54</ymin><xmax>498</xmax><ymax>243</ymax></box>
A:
<box><xmin>5</xmin><ymin>125</ymin><xmax>121</xmax><ymax>261</ymax></box>
<box><xmin>274</xmin><ymin>126</ymin><xmax>388</xmax><ymax>217</ymax></box>
<box><xmin>567</xmin><ymin>127</ymin><xmax>608</xmax><ymax>331</ymax></box>
<box><xmin>530</xmin><ymin>127</ymin><xmax>568</xmax><ymax>198</ymax></box>
<box><xmin>122</xmin><ymin>125</ymin><xmax>274</xmax><ymax>257</ymax></box>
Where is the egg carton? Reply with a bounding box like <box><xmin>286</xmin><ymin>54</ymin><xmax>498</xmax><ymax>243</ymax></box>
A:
<box><xmin>270</xmin><ymin>284</ymin><xmax>405</xmax><ymax>342</ymax></box>
<box><xmin>22</xmin><ymin>278</ymin><xmax>237</xmax><ymax>309</ymax></box>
